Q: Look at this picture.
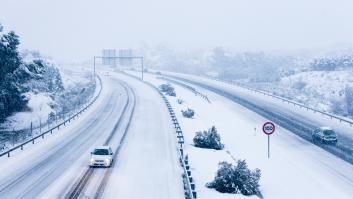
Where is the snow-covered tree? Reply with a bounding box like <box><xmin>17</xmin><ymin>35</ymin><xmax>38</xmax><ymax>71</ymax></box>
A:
<box><xmin>207</xmin><ymin>160</ymin><xmax>261</xmax><ymax>195</ymax></box>
<box><xmin>181</xmin><ymin>108</ymin><xmax>194</xmax><ymax>118</ymax></box>
<box><xmin>193</xmin><ymin>126</ymin><xmax>224</xmax><ymax>150</ymax></box>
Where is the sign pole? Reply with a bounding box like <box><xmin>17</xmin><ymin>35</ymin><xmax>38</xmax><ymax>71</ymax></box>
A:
<box><xmin>262</xmin><ymin>121</ymin><xmax>275</xmax><ymax>159</ymax></box>
<box><xmin>268</xmin><ymin>135</ymin><xmax>270</xmax><ymax>158</ymax></box>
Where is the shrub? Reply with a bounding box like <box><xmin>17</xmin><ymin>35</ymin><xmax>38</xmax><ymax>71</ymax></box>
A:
<box><xmin>193</xmin><ymin>126</ymin><xmax>224</xmax><ymax>150</ymax></box>
<box><xmin>159</xmin><ymin>83</ymin><xmax>174</xmax><ymax>92</ymax></box>
<box><xmin>182</xmin><ymin>108</ymin><xmax>195</xmax><ymax>118</ymax></box>
<box><xmin>159</xmin><ymin>83</ymin><xmax>176</xmax><ymax>96</ymax></box>
<box><xmin>207</xmin><ymin>160</ymin><xmax>261</xmax><ymax>196</ymax></box>
<box><xmin>166</xmin><ymin>89</ymin><xmax>176</xmax><ymax>96</ymax></box>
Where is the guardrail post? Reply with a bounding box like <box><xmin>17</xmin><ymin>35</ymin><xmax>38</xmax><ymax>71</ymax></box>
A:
<box><xmin>8</xmin><ymin>152</ymin><xmax>10</xmax><ymax>157</ymax></box>
<box><xmin>189</xmin><ymin>177</ymin><xmax>193</xmax><ymax>183</ymax></box>
<box><xmin>32</xmin><ymin>139</ymin><xmax>35</xmax><ymax>144</ymax></box>
<box><xmin>192</xmin><ymin>191</ymin><xmax>197</xmax><ymax>198</ymax></box>
<box><xmin>21</xmin><ymin>145</ymin><xmax>23</xmax><ymax>150</ymax></box>
<box><xmin>190</xmin><ymin>183</ymin><xmax>195</xmax><ymax>190</ymax></box>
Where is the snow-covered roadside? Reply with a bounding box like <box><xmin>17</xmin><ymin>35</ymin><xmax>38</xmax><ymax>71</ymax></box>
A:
<box><xmin>1</xmin><ymin>63</ymin><xmax>94</xmax><ymax>131</ymax></box>
<box><xmin>0</xmin><ymin>63</ymin><xmax>97</xmax><ymax>151</ymax></box>
<box><xmin>158</xmin><ymin>71</ymin><xmax>353</xmax><ymax>143</ymax></box>
<box><xmin>128</xmin><ymin>71</ymin><xmax>353</xmax><ymax>199</ymax></box>
<box><xmin>58</xmin><ymin>63</ymin><xmax>93</xmax><ymax>89</ymax></box>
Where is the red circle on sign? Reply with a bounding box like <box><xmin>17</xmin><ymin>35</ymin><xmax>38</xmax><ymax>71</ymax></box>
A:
<box><xmin>263</xmin><ymin>122</ymin><xmax>275</xmax><ymax>135</ymax></box>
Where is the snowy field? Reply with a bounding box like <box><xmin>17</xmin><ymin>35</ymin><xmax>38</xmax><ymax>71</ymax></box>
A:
<box><xmin>127</xmin><ymin>70</ymin><xmax>353</xmax><ymax>199</ymax></box>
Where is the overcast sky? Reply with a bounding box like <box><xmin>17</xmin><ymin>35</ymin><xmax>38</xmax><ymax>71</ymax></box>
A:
<box><xmin>1</xmin><ymin>0</ymin><xmax>353</xmax><ymax>62</ymax></box>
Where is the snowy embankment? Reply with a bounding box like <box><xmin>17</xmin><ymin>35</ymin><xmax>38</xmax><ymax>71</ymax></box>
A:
<box><xmin>2</xmin><ymin>63</ymin><xmax>94</xmax><ymax>130</ymax></box>
<box><xmin>126</xmin><ymin>70</ymin><xmax>353</xmax><ymax>199</ymax></box>
<box><xmin>0</xmin><ymin>61</ymin><xmax>96</xmax><ymax>151</ymax></box>
<box><xmin>248</xmin><ymin>70</ymin><xmax>353</xmax><ymax>117</ymax></box>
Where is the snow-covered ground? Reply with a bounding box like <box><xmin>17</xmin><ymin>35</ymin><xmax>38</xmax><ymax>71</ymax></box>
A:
<box><xmin>1</xmin><ymin>63</ymin><xmax>94</xmax><ymax>131</ymax></box>
<box><xmin>248</xmin><ymin>69</ymin><xmax>353</xmax><ymax>116</ymax></box>
<box><xmin>128</xmin><ymin>70</ymin><xmax>353</xmax><ymax>199</ymax></box>
<box><xmin>58</xmin><ymin>63</ymin><xmax>93</xmax><ymax>89</ymax></box>
<box><xmin>5</xmin><ymin>93</ymin><xmax>54</xmax><ymax>130</ymax></box>
<box><xmin>159</xmin><ymin>71</ymin><xmax>353</xmax><ymax>143</ymax></box>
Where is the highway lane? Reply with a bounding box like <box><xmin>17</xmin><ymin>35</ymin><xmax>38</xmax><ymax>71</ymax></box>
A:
<box><xmin>71</xmin><ymin>81</ymin><xmax>136</xmax><ymax>199</ymax></box>
<box><xmin>99</xmin><ymin>72</ymin><xmax>185</xmax><ymax>199</ymax></box>
<box><xmin>0</xmin><ymin>76</ymin><xmax>129</xmax><ymax>199</ymax></box>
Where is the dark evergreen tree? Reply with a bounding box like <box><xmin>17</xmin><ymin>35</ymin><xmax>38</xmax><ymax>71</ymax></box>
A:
<box><xmin>0</xmin><ymin>24</ymin><xmax>27</xmax><ymax>122</ymax></box>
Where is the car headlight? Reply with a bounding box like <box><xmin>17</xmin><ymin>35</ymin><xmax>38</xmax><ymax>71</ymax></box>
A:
<box><xmin>105</xmin><ymin>159</ymin><xmax>110</xmax><ymax>164</ymax></box>
<box><xmin>90</xmin><ymin>158</ymin><xmax>94</xmax><ymax>163</ymax></box>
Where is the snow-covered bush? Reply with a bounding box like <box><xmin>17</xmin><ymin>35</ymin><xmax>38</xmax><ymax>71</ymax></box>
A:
<box><xmin>166</xmin><ymin>89</ymin><xmax>176</xmax><ymax>96</ymax></box>
<box><xmin>193</xmin><ymin>126</ymin><xmax>224</xmax><ymax>150</ymax></box>
<box><xmin>159</xmin><ymin>83</ymin><xmax>173</xmax><ymax>92</ymax></box>
<box><xmin>159</xmin><ymin>83</ymin><xmax>176</xmax><ymax>96</ymax></box>
<box><xmin>177</xmin><ymin>99</ymin><xmax>184</xmax><ymax>104</ymax></box>
<box><xmin>207</xmin><ymin>160</ymin><xmax>261</xmax><ymax>196</ymax></box>
<box><xmin>181</xmin><ymin>108</ymin><xmax>194</xmax><ymax>118</ymax></box>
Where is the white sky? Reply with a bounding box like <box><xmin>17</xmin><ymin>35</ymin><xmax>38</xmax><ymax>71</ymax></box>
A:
<box><xmin>1</xmin><ymin>0</ymin><xmax>353</xmax><ymax>62</ymax></box>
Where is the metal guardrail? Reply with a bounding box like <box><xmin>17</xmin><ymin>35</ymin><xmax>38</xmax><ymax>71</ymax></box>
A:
<box><xmin>159</xmin><ymin>92</ymin><xmax>197</xmax><ymax>199</ymax></box>
<box><xmin>158</xmin><ymin>76</ymin><xmax>211</xmax><ymax>103</ymax></box>
<box><xmin>121</xmin><ymin>71</ymin><xmax>197</xmax><ymax>199</ymax></box>
<box><xmin>0</xmin><ymin>76</ymin><xmax>103</xmax><ymax>158</ymax></box>
<box><xmin>198</xmin><ymin>75</ymin><xmax>353</xmax><ymax>127</ymax></box>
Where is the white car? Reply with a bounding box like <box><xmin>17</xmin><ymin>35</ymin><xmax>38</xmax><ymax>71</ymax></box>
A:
<box><xmin>90</xmin><ymin>146</ymin><xmax>114</xmax><ymax>167</ymax></box>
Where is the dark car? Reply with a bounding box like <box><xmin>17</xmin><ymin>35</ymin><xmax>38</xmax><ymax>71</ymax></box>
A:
<box><xmin>312</xmin><ymin>127</ymin><xmax>338</xmax><ymax>145</ymax></box>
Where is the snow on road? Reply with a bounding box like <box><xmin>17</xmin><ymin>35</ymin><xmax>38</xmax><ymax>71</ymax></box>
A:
<box><xmin>101</xmin><ymin>72</ymin><xmax>184</xmax><ymax>199</ymax></box>
<box><xmin>0</xmin><ymin>75</ymin><xmax>127</xmax><ymax>198</ymax></box>
<box><xmin>131</xmin><ymin>71</ymin><xmax>353</xmax><ymax>199</ymax></box>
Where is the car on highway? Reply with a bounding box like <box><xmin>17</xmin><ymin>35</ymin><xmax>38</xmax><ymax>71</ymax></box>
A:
<box><xmin>90</xmin><ymin>146</ymin><xmax>114</xmax><ymax>168</ymax></box>
<box><xmin>312</xmin><ymin>127</ymin><xmax>338</xmax><ymax>145</ymax></box>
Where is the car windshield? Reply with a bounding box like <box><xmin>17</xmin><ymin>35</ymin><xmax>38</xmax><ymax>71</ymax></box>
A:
<box><xmin>92</xmin><ymin>149</ymin><xmax>109</xmax><ymax>155</ymax></box>
<box><xmin>323</xmin><ymin>130</ymin><xmax>336</xmax><ymax>136</ymax></box>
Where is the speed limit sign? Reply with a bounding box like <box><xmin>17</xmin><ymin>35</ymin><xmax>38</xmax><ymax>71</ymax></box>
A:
<box><xmin>263</xmin><ymin>122</ymin><xmax>275</xmax><ymax>135</ymax></box>
<box><xmin>262</xmin><ymin>121</ymin><xmax>275</xmax><ymax>158</ymax></box>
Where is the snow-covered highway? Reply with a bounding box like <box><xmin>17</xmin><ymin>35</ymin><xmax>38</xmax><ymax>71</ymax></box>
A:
<box><xmin>0</xmin><ymin>76</ymin><xmax>129</xmax><ymax>198</ymax></box>
<box><xmin>0</xmin><ymin>72</ymin><xmax>184</xmax><ymax>199</ymax></box>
